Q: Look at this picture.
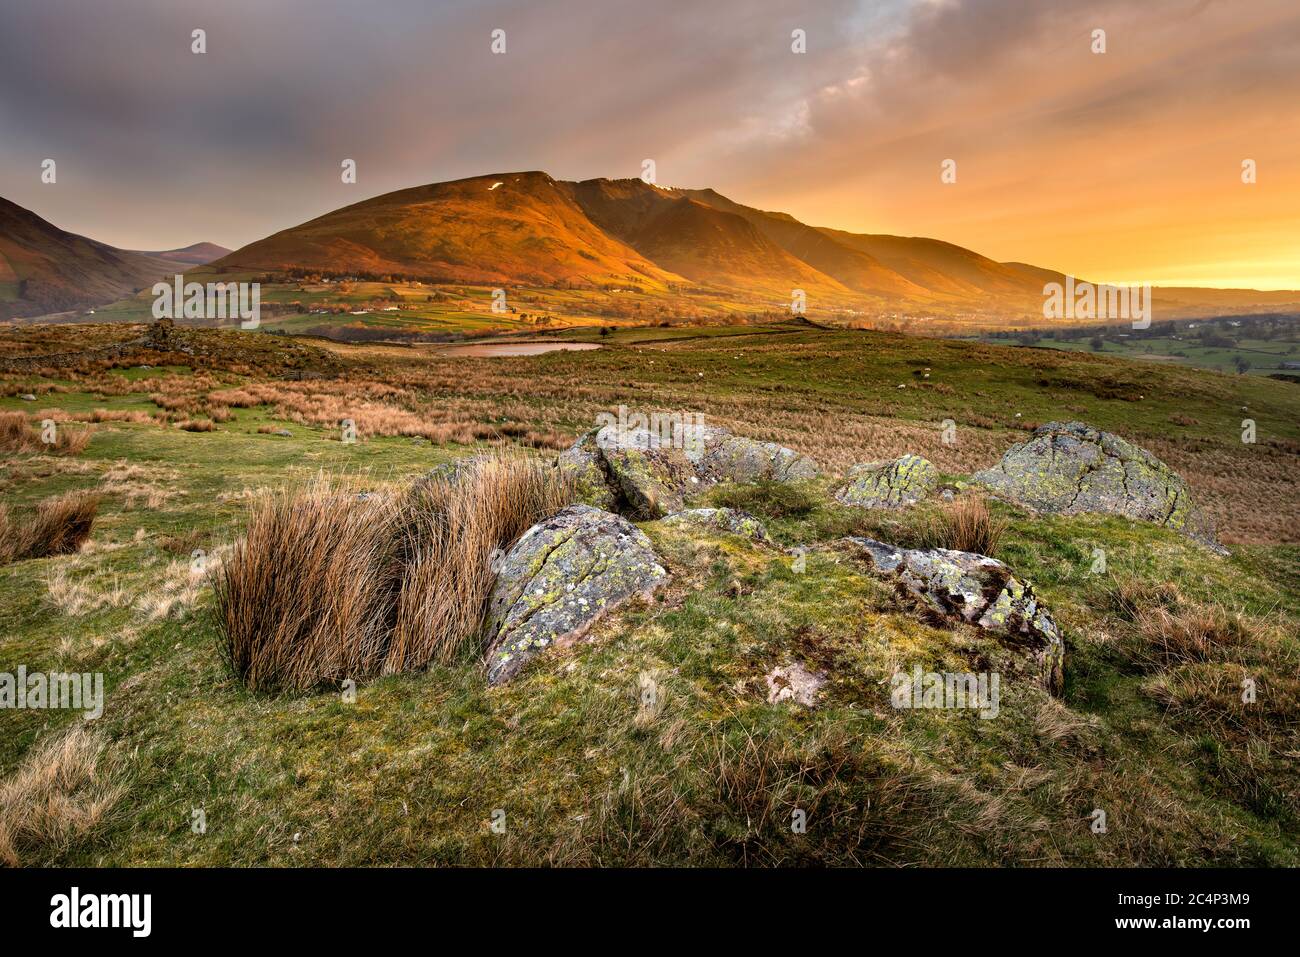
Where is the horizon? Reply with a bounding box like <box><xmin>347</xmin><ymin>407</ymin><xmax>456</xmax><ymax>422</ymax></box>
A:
<box><xmin>1</xmin><ymin>0</ymin><xmax>1297</xmax><ymax>290</ymax></box>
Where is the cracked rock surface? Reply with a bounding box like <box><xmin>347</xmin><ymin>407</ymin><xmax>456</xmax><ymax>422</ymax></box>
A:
<box><xmin>836</xmin><ymin>454</ymin><xmax>939</xmax><ymax>508</ymax></box>
<box><xmin>972</xmin><ymin>421</ymin><xmax>1221</xmax><ymax>551</ymax></box>
<box><xmin>843</xmin><ymin>536</ymin><xmax>1065</xmax><ymax>694</ymax></box>
<box><xmin>483</xmin><ymin>504</ymin><xmax>669</xmax><ymax>684</ymax></box>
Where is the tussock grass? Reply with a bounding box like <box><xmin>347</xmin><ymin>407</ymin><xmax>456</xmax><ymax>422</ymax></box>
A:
<box><xmin>386</xmin><ymin>456</ymin><xmax>573</xmax><ymax>671</ymax></box>
<box><xmin>216</xmin><ymin>454</ymin><xmax>572</xmax><ymax>692</ymax></box>
<box><xmin>0</xmin><ymin>491</ymin><xmax>99</xmax><ymax>565</ymax></box>
<box><xmin>709</xmin><ymin>480</ymin><xmax>819</xmax><ymax>519</ymax></box>
<box><xmin>916</xmin><ymin>494</ymin><xmax>1008</xmax><ymax>556</ymax></box>
<box><xmin>216</xmin><ymin>482</ymin><xmax>399</xmax><ymax>693</ymax></box>
<box><xmin>0</xmin><ymin>411</ymin><xmax>90</xmax><ymax>456</ymax></box>
<box><xmin>0</xmin><ymin>727</ymin><xmax>125</xmax><ymax>867</ymax></box>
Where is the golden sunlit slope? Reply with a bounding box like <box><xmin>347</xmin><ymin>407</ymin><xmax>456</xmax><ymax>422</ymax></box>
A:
<box><xmin>818</xmin><ymin>228</ymin><xmax>1044</xmax><ymax>303</ymax></box>
<box><xmin>215</xmin><ymin>172</ymin><xmax>683</xmax><ymax>289</ymax></box>
<box><xmin>675</xmin><ymin>188</ymin><xmax>933</xmax><ymax>300</ymax></box>
<box><xmin>568</xmin><ymin>178</ymin><xmax>847</xmax><ymax>299</ymax></box>
<box><xmin>0</xmin><ymin>197</ymin><xmax>177</xmax><ymax>320</ymax></box>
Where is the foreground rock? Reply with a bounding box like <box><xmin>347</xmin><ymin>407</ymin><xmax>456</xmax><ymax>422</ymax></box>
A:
<box><xmin>685</xmin><ymin>425</ymin><xmax>819</xmax><ymax>483</ymax></box>
<box><xmin>556</xmin><ymin>430</ymin><xmax>618</xmax><ymax>511</ymax></box>
<box><xmin>483</xmin><ymin>505</ymin><xmax>669</xmax><ymax>684</ymax></box>
<box><xmin>843</xmin><ymin>537</ymin><xmax>1065</xmax><ymax>694</ymax></box>
<box><xmin>971</xmin><ymin>421</ymin><xmax>1221</xmax><ymax>551</ymax></box>
<box><xmin>657</xmin><ymin>507</ymin><xmax>772</xmax><ymax>542</ymax></box>
<box><xmin>558</xmin><ymin>423</ymin><xmax>817</xmax><ymax>519</ymax></box>
<box><xmin>836</xmin><ymin>454</ymin><xmax>938</xmax><ymax>508</ymax></box>
<box><xmin>595</xmin><ymin>427</ymin><xmax>698</xmax><ymax>519</ymax></box>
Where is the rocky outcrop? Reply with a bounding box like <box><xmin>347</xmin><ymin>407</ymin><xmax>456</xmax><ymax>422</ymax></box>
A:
<box><xmin>657</xmin><ymin>507</ymin><xmax>772</xmax><ymax>542</ymax></box>
<box><xmin>595</xmin><ymin>427</ymin><xmax>699</xmax><ymax>520</ymax></box>
<box><xmin>843</xmin><ymin>537</ymin><xmax>1065</xmax><ymax>694</ymax></box>
<box><xmin>556</xmin><ymin>431</ymin><xmax>618</xmax><ymax>511</ymax></box>
<box><xmin>971</xmin><ymin>421</ymin><xmax>1221</xmax><ymax>551</ymax></box>
<box><xmin>557</xmin><ymin>422</ymin><xmax>817</xmax><ymax>520</ymax></box>
<box><xmin>684</xmin><ymin>425</ymin><xmax>819</xmax><ymax>483</ymax></box>
<box><xmin>483</xmin><ymin>505</ymin><xmax>669</xmax><ymax>684</ymax></box>
<box><xmin>765</xmin><ymin>663</ymin><xmax>825</xmax><ymax>707</ymax></box>
<box><xmin>836</xmin><ymin>454</ymin><xmax>939</xmax><ymax>508</ymax></box>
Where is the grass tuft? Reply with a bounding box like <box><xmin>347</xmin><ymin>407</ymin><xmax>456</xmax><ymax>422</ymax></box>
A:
<box><xmin>0</xmin><ymin>727</ymin><xmax>125</xmax><ymax>867</ymax></box>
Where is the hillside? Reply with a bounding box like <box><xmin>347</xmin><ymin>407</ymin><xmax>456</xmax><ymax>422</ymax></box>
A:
<box><xmin>0</xmin><ymin>198</ymin><xmax>179</xmax><ymax>320</ymax></box>
<box><xmin>215</xmin><ymin>172</ymin><xmax>684</xmax><ymax>290</ymax></box>
<box><xmin>129</xmin><ymin>241</ymin><xmax>232</xmax><ymax>266</ymax></box>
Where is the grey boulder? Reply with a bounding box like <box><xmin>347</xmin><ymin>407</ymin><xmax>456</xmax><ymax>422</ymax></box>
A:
<box><xmin>483</xmin><ymin>504</ymin><xmax>669</xmax><ymax>684</ymax></box>
<box><xmin>971</xmin><ymin>421</ymin><xmax>1221</xmax><ymax>551</ymax></box>
<box><xmin>843</xmin><ymin>537</ymin><xmax>1065</xmax><ymax>694</ymax></box>
<box><xmin>657</xmin><ymin>507</ymin><xmax>772</xmax><ymax>542</ymax></box>
<box><xmin>685</xmin><ymin>424</ymin><xmax>819</xmax><ymax>483</ymax></box>
<box><xmin>836</xmin><ymin>454</ymin><xmax>939</xmax><ymax>508</ymax></box>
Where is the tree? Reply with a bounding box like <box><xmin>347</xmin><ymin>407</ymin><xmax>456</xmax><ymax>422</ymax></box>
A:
<box><xmin>1090</xmin><ymin>336</ymin><xmax>1105</xmax><ymax>351</ymax></box>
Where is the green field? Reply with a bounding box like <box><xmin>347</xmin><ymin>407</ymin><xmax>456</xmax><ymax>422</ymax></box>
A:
<box><xmin>2</xmin><ymin>322</ymin><xmax>1298</xmax><ymax>866</ymax></box>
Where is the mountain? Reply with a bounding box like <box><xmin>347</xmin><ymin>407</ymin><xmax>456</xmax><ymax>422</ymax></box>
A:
<box><xmin>129</xmin><ymin>242</ymin><xmax>231</xmax><ymax>266</ymax></box>
<box><xmin>6</xmin><ymin>173</ymin><xmax>1296</xmax><ymax>326</ymax></box>
<box><xmin>217</xmin><ymin>171</ymin><xmax>683</xmax><ymax>289</ymax></box>
<box><xmin>212</xmin><ymin>172</ymin><xmax>1063</xmax><ymax>310</ymax></box>
<box><xmin>566</xmin><ymin>179</ymin><xmax>846</xmax><ymax>298</ymax></box>
<box><xmin>0</xmin><ymin>198</ymin><xmax>188</xmax><ymax>320</ymax></box>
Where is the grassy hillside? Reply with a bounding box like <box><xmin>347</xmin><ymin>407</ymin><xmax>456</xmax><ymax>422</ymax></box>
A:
<box><xmin>1</xmin><ymin>322</ymin><xmax>1296</xmax><ymax>866</ymax></box>
<box><xmin>0</xmin><ymin>198</ymin><xmax>177</xmax><ymax>321</ymax></box>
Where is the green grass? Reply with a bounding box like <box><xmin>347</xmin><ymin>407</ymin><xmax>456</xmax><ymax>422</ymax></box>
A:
<box><xmin>1</xmin><ymin>322</ymin><xmax>1298</xmax><ymax>866</ymax></box>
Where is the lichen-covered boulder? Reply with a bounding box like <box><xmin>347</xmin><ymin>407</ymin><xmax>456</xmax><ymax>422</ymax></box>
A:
<box><xmin>971</xmin><ymin>421</ymin><xmax>1221</xmax><ymax>551</ymax></box>
<box><xmin>483</xmin><ymin>505</ymin><xmax>669</xmax><ymax>684</ymax></box>
<box><xmin>843</xmin><ymin>537</ymin><xmax>1065</xmax><ymax>694</ymax></box>
<box><xmin>685</xmin><ymin>425</ymin><xmax>819</xmax><ymax>483</ymax></box>
<box><xmin>657</xmin><ymin>507</ymin><xmax>772</xmax><ymax>542</ymax></box>
<box><xmin>596</xmin><ymin>427</ymin><xmax>699</xmax><ymax>519</ymax></box>
<box><xmin>556</xmin><ymin>430</ymin><xmax>617</xmax><ymax>510</ymax></box>
<box><xmin>836</xmin><ymin>454</ymin><xmax>939</xmax><ymax>508</ymax></box>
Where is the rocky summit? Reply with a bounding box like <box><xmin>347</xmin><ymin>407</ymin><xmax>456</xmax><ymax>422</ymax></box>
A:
<box><xmin>483</xmin><ymin>504</ymin><xmax>669</xmax><ymax>684</ymax></box>
<box><xmin>843</xmin><ymin>536</ymin><xmax>1065</xmax><ymax>694</ymax></box>
<box><xmin>971</xmin><ymin>421</ymin><xmax>1222</xmax><ymax>551</ymax></box>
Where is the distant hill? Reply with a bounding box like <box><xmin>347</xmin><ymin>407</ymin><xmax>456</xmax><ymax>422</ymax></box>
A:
<box><xmin>0</xmin><ymin>198</ymin><xmax>225</xmax><ymax>320</ymax></box>
<box><xmin>129</xmin><ymin>242</ymin><xmax>232</xmax><ymax>266</ymax></box>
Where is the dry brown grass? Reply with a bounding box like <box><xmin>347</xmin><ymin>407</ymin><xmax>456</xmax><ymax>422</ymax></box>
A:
<box><xmin>216</xmin><ymin>455</ymin><xmax>572</xmax><ymax>692</ymax></box>
<box><xmin>0</xmin><ymin>491</ymin><xmax>99</xmax><ymax>564</ymax></box>
<box><xmin>1127</xmin><ymin>602</ymin><xmax>1256</xmax><ymax>670</ymax></box>
<box><xmin>0</xmin><ymin>411</ymin><xmax>91</xmax><ymax>456</ymax></box>
<box><xmin>0</xmin><ymin>727</ymin><xmax>125</xmax><ymax>867</ymax></box>
<box><xmin>216</xmin><ymin>481</ymin><xmax>398</xmax><ymax>693</ymax></box>
<box><xmin>386</xmin><ymin>456</ymin><xmax>574</xmax><ymax>671</ymax></box>
<box><xmin>917</xmin><ymin>495</ymin><xmax>1008</xmax><ymax>556</ymax></box>
<box><xmin>177</xmin><ymin>418</ymin><xmax>216</xmax><ymax>432</ymax></box>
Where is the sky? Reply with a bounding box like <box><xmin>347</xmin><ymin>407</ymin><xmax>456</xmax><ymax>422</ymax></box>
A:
<box><xmin>1</xmin><ymin>0</ymin><xmax>1297</xmax><ymax>289</ymax></box>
